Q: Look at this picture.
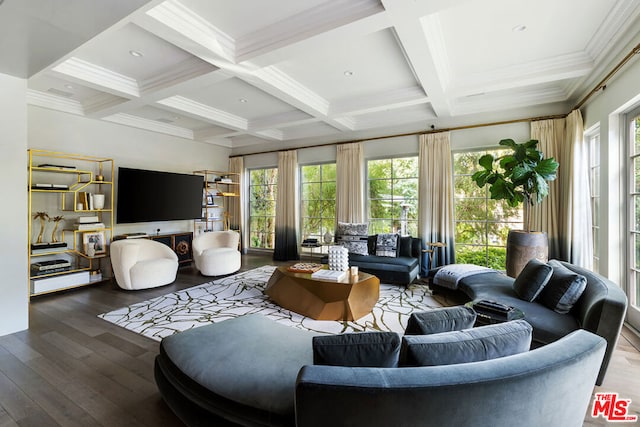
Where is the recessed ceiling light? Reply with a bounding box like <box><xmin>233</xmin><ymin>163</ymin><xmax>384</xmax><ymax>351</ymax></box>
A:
<box><xmin>129</xmin><ymin>50</ymin><xmax>144</xmax><ymax>58</ymax></box>
<box><xmin>512</xmin><ymin>24</ymin><xmax>527</xmax><ymax>32</ymax></box>
<box><xmin>64</xmin><ymin>84</ymin><xmax>74</xmax><ymax>90</ymax></box>
<box><xmin>239</xmin><ymin>98</ymin><xmax>248</xmax><ymax>103</ymax></box>
<box><xmin>344</xmin><ymin>70</ymin><xmax>354</xmax><ymax>77</ymax></box>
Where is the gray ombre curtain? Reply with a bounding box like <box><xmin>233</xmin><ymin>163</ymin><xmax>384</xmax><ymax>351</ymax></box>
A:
<box><xmin>562</xmin><ymin>110</ymin><xmax>592</xmax><ymax>267</ymax></box>
<box><xmin>418</xmin><ymin>132</ymin><xmax>455</xmax><ymax>269</ymax></box>
<box><xmin>530</xmin><ymin>110</ymin><xmax>592</xmax><ymax>267</ymax></box>
<box><xmin>228</xmin><ymin>156</ymin><xmax>245</xmax><ymax>253</ymax></box>
<box><xmin>336</xmin><ymin>142</ymin><xmax>364</xmax><ymax>223</ymax></box>
<box><xmin>273</xmin><ymin>150</ymin><xmax>300</xmax><ymax>261</ymax></box>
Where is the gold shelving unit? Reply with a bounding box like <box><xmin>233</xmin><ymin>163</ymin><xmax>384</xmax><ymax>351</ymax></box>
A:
<box><xmin>28</xmin><ymin>149</ymin><xmax>114</xmax><ymax>297</ymax></box>
<box><xmin>192</xmin><ymin>170</ymin><xmax>241</xmax><ymax>242</ymax></box>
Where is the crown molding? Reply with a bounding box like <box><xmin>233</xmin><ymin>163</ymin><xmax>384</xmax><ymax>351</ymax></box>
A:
<box><xmin>83</xmin><ymin>93</ymin><xmax>128</xmax><ymax>116</ymax></box>
<box><xmin>157</xmin><ymin>95</ymin><xmax>248</xmax><ymax>130</ymax></box>
<box><xmin>27</xmin><ymin>90</ymin><xmax>84</xmax><ymax>115</ymax></box>
<box><xmin>102</xmin><ymin>112</ymin><xmax>194</xmax><ymax>139</ymax></box>
<box><xmin>139</xmin><ymin>57</ymin><xmax>218</xmax><ymax>95</ymax></box>
<box><xmin>146</xmin><ymin>0</ymin><xmax>236</xmax><ymax>62</ymax></box>
<box><xmin>52</xmin><ymin>57</ymin><xmax>140</xmax><ymax>98</ymax></box>
<box><xmin>236</xmin><ymin>0</ymin><xmax>385</xmax><ymax>62</ymax></box>
<box><xmin>331</xmin><ymin>86</ymin><xmax>428</xmax><ymax>116</ymax></box>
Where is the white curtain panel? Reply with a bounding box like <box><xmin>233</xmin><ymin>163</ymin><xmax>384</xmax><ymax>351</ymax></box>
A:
<box><xmin>273</xmin><ymin>150</ymin><xmax>300</xmax><ymax>261</ymax></box>
<box><xmin>530</xmin><ymin>118</ymin><xmax>564</xmax><ymax>259</ymax></box>
<box><xmin>228</xmin><ymin>156</ymin><xmax>244</xmax><ymax>238</ymax></box>
<box><xmin>336</xmin><ymin>142</ymin><xmax>365</xmax><ymax>223</ymax></box>
<box><xmin>418</xmin><ymin>132</ymin><xmax>455</xmax><ymax>265</ymax></box>
<box><xmin>561</xmin><ymin>110</ymin><xmax>593</xmax><ymax>267</ymax></box>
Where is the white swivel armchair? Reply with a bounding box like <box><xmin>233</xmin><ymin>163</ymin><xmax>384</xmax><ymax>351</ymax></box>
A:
<box><xmin>192</xmin><ymin>231</ymin><xmax>241</xmax><ymax>276</ymax></box>
<box><xmin>110</xmin><ymin>239</ymin><xmax>179</xmax><ymax>290</ymax></box>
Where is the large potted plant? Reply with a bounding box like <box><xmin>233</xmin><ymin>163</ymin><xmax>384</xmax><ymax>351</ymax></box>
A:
<box><xmin>472</xmin><ymin>138</ymin><xmax>559</xmax><ymax>277</ymax></box>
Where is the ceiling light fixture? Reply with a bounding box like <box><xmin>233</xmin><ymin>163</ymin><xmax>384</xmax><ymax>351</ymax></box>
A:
<box><xmin>129</xmin><ymin>50</ymin><xmax>144</xmax><ymax>58</ymax></box>
<box><xmin>512</xmin><ymin>24</ymin><xmax>527</xmax><ymax>32</ymax></box>
<box><xmin>344</xmin><ymin>70</ymin><xmax>354</xmax><ymax>77</ymax></box>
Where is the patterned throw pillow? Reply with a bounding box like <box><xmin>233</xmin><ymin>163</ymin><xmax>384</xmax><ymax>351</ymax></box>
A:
<box><xmin>336</xmin><ymin>222</ymin><xmax>369</xmax><ymax>255</ymax></box>
<box><xmin>376</xmin><ymin>233</ymin><xmax>399</xmax><ymax>257</ymax></box>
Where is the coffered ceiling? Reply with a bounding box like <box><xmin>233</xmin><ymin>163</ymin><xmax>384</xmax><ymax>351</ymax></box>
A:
<box><xmin>9</xmin><ymin>0</ymin><xmax>640</xmax><ymax>153</ymax></box>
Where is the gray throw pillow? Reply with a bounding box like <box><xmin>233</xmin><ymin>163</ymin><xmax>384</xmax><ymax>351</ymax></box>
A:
<box><xmin>537</xmin><ymin>260</ymin><xmax>587</xmax><ymax>314</ymax></box>
<box><xmin>405</xmin><ymin>306</ymin><xmax>477</xmax><ymax>335</ymax></box>
<box><xmin>312</xmin><ymin>332</ymin><xmax>401</xmax><ymax>368</ymax></box>
<box><xmin>399</xmin><ymin>320</ymin><xmax>532</xmax><ymax>367</ymax></box>
<box><xmin>512</xmin><ymin>258</ymin><xmax>553</xmax><ymax>302</ymax></box>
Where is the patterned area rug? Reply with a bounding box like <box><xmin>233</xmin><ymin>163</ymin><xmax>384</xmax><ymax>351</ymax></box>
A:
<box><xmin>98</xmin><ymin>265</ymin><xmax>442</xmax><ymax>341</ymax></box>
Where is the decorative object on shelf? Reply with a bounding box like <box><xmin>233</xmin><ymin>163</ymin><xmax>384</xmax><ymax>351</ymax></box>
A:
<box><xmin>323</xmin><ymin>229</ymin><xmax>333</xmax><ymax>244</ymax></box>
<box><xmin>86</xmin><ymin>242</ymin><xmax>96</xmax><ymax>257</ymax></box>
<box><xmin>206</xmin><ymin>194</ymin><xmax>214</xmax><ymax>205</ymax></box>
<box><xmin>89</xmin><ymin>270</ymin><xmax>103</xmax><ymax>282</ymax></box>
<box><xmin>93</xmin><ymin>194</ymin><xmax>105</xmax><ymax>210</ymax></box>
<box><xmin>83</xmin><ymin>231</ymin><xmax>106</xmax><ymax>255</ymax></box>
<box><xmin>471</xmin><ymin>139</ymin><xmax>559</xmax><ymax>277</ymax></box>
<box><xmin>328</xmin><ymin>245</ymin><xmax>349</xmax><ymax>272</ymax></box>
<box><xmin>33</xmin><ymin>212</ymin><xmax>49</xmax><ymax>244</ymax></box>
<box><xmin>49</xmin><ymin>215</ymin><xmax>64</xmax><ymax>243</ymax></box>
<box><xmin>96</xmin><ymin>175</ymin><xmax>104</xmax><ymax>182</ymax></box>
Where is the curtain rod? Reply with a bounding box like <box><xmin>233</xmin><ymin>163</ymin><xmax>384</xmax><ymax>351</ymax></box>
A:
<box><xmin>230</xmin><ymin>42</ymin><xmax>640</xmax><ymax>159</ymax></box>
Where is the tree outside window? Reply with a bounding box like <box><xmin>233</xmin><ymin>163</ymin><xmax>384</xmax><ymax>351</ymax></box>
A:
<box><xmin>368</xmin><ymin>157</ymin><xmax>418</xmax><ymax>236</ymax></box>
<box><xmin>453</xmin><ymin>150</ymin><xmax>523</xmax><ymax>269</ymax></box>
<box><xmin>249</xmin><ymin>168</ymin><xmax>277</xmax><ymax>249</ymax></box>
<box><xmin>300</xmin><ymin>163</ymin><xmax>336</xmax><ymax>246</ymax></box>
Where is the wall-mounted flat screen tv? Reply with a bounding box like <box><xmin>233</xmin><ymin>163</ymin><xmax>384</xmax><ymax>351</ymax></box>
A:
<box><xmin>116</xmin><ymin>167</ymin><xmax>203</xmax><ymax>223</ymax></box>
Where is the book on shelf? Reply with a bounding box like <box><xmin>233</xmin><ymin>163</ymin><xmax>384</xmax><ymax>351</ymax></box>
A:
<box><xmin>78</xmin><ymin>216</ymin><xmax>99</xmax><ymax>224</ymax></box>
<box><xmin>37</xmin><ymin>163</ymin><xmax>76</xmax><ymax>170</ymax></box>
<box><xmin>31</xmin><ymin>259</ymin><xmax>71</xmax><ymax>271</ymax></box>
<box><xmin>311</xmin><ymin>269</ymin><xmax>347</xmax><ymax>282</ymax></box>
<box><xmin>32</xmin><ymin>183</ymin><xmax>69</xmax><ymax>190</ymax></box>
<box><xmin>74</xmin><ymin>222</ymin><xmax>105</xmax><ymax>230</ymax></box>
<box><xmin>31</xmin><ymin>266</ymin><xmax>71</xmax><ymax>276</ymax></box>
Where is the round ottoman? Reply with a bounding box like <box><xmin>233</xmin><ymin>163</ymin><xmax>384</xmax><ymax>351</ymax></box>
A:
<box><xmin>154</xmin><ymin>315</ymin><xmax>320</xmax><ymax>426</ymax></box>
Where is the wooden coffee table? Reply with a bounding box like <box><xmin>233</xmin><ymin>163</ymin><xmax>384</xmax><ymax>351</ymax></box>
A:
<box><xmin>264</xmin><ymin>266</ymin><xmax>380</xmax><ymax>321</ymax></box>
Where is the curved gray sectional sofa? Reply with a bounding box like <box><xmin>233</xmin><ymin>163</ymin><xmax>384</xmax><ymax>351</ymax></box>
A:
<box><xmin>155</xmin><ymin>314</ymin><xmax>607</xmax><ymax>427</ymax></box>
<box><xmin>429</xmin><ymin>260</ymin><xmax>628</xmax><ymax>385</ymax></box>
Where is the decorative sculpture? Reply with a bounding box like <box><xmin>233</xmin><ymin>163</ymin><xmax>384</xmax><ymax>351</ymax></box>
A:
<box><xmin>50</xmin><ymin>215</ymin><xmax>64</xmax><ymax>243</ymax></box>
<box><xmin>328</xmin><ymin>245</ymin><xmax>349</xmax><ymax>272</ymax></box>
<box><xmin>33</xmin><ymin>212</ymin><xmax>49</xmax><ymax>244</ymax></box>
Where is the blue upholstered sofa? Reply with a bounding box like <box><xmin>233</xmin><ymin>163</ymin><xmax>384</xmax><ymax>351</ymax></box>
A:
<box><xmin>155</xmin><ymin>313</ymin><xmax>606</xmax><ymax>427</ymax></box>
<box><xmin>428</xmin><ymin>260</ymin><xmax>627</xmax><ymax>385</ymax></box>
<box><xmin>321</xmin><ymin>236</ymin><xmax>423</xmax><ymax>285</ymax></box>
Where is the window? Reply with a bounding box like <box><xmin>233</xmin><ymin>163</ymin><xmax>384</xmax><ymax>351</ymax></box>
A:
<box><xmin>627</xmin><ymin>110</ymin><xmax>640</xmax><ymax>312</ymax></box>
<box><xmin>300</xmin><ymin>163</ymin><xmax>336</xmax><ymax>243</ymax></box>
<box><xmin>249</xmin><ymin>168</ymin><xmax>277</xmax><ymax>249</ymax></box>
<box><xmin>453</xmin><ymin>150</ymin><xmax>523</xmax><ymax>269</ymax></box>
<box><xmin>367</xmin><ymin>157</ymin><xmax>418</xmax><ymax>236</ymax></box>
<box><xmin>588</xmin><ymin>130</ymin><xmax>601</xmax><ymax>272</ymax></box>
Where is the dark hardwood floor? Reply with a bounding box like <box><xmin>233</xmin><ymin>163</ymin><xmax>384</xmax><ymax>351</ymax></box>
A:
<box><xmin>0</xmin><ymin>253</ymin><xmax>638</xmax><ymax>426</ymax></box>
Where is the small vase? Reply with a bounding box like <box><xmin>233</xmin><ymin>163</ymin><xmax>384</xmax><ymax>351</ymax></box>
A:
<box><xmin>93</xmin><ymin>194</ymin><xmax>105</xmax><ymax>210</ymax></box>
<box><xmin>323</xmin><ymin>231</ymin><xmax>333</xmax><ymax>244</ymax></box>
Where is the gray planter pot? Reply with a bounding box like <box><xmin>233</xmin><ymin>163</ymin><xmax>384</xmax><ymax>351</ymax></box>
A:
<box><xmin>505</xmin><ymin>230</ymin><xmax>549</xmax><ymax>278</ymax></box>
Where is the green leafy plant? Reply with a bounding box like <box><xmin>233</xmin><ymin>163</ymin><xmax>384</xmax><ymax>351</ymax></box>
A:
<box><xmin>471</xmin><ymin>139</ymin><xmax>559</xmax><ymax>232</ymax></box>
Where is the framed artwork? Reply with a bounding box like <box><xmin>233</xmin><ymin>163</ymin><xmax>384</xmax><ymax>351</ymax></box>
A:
<box><xmin>206</xmin><ymin>194</ymin><xmax>214</xmax><ymax>205</ymax></box>
<box><xmin>83</xmin><ymin>231</ymin><xmax>106</xmax><ymax>255</ymax></box>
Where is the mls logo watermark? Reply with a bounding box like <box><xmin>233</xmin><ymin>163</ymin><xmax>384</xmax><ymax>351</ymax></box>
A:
<box><xmin>592</xmin><ymin>392</ymin><xmax>638</xmax><ymax>422</ymax></box>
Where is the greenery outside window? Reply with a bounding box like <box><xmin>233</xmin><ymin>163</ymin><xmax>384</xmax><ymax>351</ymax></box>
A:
<box><xmin>453</xmin><ymin>150</ymin><xmax>523</xmax><ymax>269</ymax></box>
<box><xmin>249</xmin><ymin>168</ymin><xmax>278</xmax><ymax>249</ymax></box>
<box><xmin>367</xmin><ymin>157</ymin><xmax>418</xmax><ymax>236</ymax></box>
<box><xmin>300</xmin><ymin>163</ymin><xmax>336</xmax><ymax>246</ymax></box>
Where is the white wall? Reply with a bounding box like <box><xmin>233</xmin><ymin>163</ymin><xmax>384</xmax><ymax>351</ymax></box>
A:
<box><xmin>29</xmin><ymin>106</ymin><xmax>230</xmax><ymax>236</ymax></box>
<box><xmin>0</xmin><ymin>73</ymin><xmax>28</xmax><ymax>336</ymax></box>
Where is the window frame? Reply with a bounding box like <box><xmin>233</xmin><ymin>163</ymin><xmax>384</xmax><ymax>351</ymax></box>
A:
<box><xmin>247</xmin><ymin>167</ymin><xmax>278</xmax><ymax>250</ymax></box>
<box><xmin>299</xmin><ymin>162</ymin><xmax>337</xmax><ymax>247</ymax></box>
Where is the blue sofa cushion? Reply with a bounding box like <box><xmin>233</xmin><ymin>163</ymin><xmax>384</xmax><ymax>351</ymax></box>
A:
<box><xmin>513</xmin><ymin>258</ymin><xmax>553</xmax><ymax>302</ymax></box>
<box><xmin>405</xmin><ymin>306</ymin><xmax>477</xmax><ymax>335</ymax></box>
<box><xmin>312</xmin><ymin>332</ymin><xmax>401</xmax><ymax>367</ymax></box>
<box><xmin>538</xmin><ymin>260</ymin><xmax>587</xmax><ymax>314</ymax></box>
<box><xmin>400</xmin><ymin>319</ymin><xmax>532</xmax><ymax>366</ymax></box>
